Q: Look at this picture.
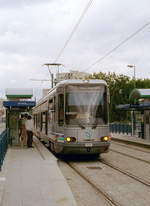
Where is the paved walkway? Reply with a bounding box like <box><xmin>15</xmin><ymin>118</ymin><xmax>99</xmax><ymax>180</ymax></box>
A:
<box><xmin>0</xmin><ymin>137</ymin><xmax>77</xmax><ymax>206</ymax></box>
<box><xmin>112</xmin><ymin>133</ymin><xmax>150</xmax><ymax>148</ymax></box>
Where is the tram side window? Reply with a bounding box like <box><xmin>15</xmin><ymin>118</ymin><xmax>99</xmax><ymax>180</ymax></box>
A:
<box><xmin>36</xmin><ymin>114</ymin><xmax>38</xmax><ymax>129</ymax></box>
<box><xmin>41</xmin><ymin>112</ymin><xmax>47</xmax><ymax>134</ymax></box>
<box><xmin>40</xmin><ymin>113</ymin><xmax>43</xmax><ymax>131</ymax></box>
<box><xmin>49</xmin><ymin>99</ymin><xmax>55</xmax><ymax>111</ymax></box>
<box><xmin>103</xmin><ymin>91</ymin><xmax>108</xmax><ymax>124</ymax></box>
<box><xmin>53</xmin><ymin>96</ymin><xmax>56</xmax><ymax>122</ymax></box>
<box><xmin>36</xmin><ymin>113</ymin><xmax>40</xmax><ymax>130</ymax></box>
<box><xmin>37</xmin><ymin>114</ymin><xmax>40</xmax><ymax>129</ymax></box>
<box><xmin>48</xmin><ymin>99</ymin><xmax>53</xmax><ymax>125</ymax></box>
<box><xmin>45</xmin><ymin>111</ymin><xmax>48</xmax><ymax>135</ymax></box>
<box><xmin>33</xmin><ymin>115</ymin><xmax>36</xmax><ymax>128</ymax></box>
<box><xmin>58</xmin><ymin>94</ymin><xmax>64</xmax><ymax>126</ymax></box>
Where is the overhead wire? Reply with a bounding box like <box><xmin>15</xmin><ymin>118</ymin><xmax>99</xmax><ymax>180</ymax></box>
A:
<box><xmin>55</xmin><ymin>0</ymin><xmax>94</xmax><ymax>62</ymax></box>
<box><xmin>86</xmin><ymin>20</ymin><xmax>150</xmax><ymax>71</ymax></box>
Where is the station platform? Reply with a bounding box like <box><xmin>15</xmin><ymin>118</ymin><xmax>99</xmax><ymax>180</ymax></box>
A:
<box><xmin>112</xmin><ymin>133</ymin><xmax>150</xmax><ymax>149</ymax></box>
<box><xmin>1</xmin><ymin>132</ymin><xmax>150</xmax><ymax>206</ymax></box>
<box><xmin>0</xmin><ymin>137</ymin><xmax>77</xmax><ymax>206</ymax></box>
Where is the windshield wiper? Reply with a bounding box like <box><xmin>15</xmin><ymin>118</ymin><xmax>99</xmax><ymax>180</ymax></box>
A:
<box><xmin>77</xmin><ymin>121</ymin><xmax>85</xmax><ymax>129</ymax></box>
<box><xmin>92</xmin><ymin>120</ymin><xmax>98</xmax><ymax>129</ymax></box>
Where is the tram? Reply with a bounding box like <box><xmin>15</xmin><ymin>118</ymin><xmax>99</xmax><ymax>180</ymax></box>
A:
<box><xmin>33</xmin><ymin>79</ymin><xmax>111</xmax><ymax>155</ymax></box>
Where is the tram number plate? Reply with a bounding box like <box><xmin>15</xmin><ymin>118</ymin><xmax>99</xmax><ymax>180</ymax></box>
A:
<box><xmin>85</xmin><ymin>143</ymin><xmax>93</xmax><ymax>147</ymax></box>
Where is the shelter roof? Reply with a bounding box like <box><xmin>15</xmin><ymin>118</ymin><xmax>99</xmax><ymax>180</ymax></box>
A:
<box><xmin>129</xmin><ymin>89</ymin><xmax>150</xmax><ymax>102</ymax></box>
<box><xmin>116</xmin><ymin>102</ymin><xmax>150</xmax><ymax>110</ymax></box>
<box><xmin>3</xmin><ymin>101</ymin><xmax>36</xmax><ymax>108</ymax></box>
<box><xmin>5</xmin><ymin>88</ymin><xmax>33</xmax><ymax>99</ymax></box>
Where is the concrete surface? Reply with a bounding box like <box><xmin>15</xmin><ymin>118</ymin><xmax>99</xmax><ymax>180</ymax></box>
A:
<box><xmin>0</xmin><ymin>137</ymin><xmax>77</xmax><ymax>206</ymax></box>
<box><xmin>1</xmin><ymin>130</ymin><xmax>150</xmax><ymax>206</ymax></box>
<box><xmin>112</xmin><ymin>133</ymin><xmax>150</xmax><ymax>149</ymax></box>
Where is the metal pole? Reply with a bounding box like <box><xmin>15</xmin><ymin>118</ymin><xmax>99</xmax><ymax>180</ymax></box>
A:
<box><xmin>43</xmin><ymin>63</ymin><xmax>64</xmax><ymax>88</ymax></box>
<box><xmin>127</xmin><ymin>65</ymin><xmax>136</xmax><ymax>136</ymax></box>
<box><xmin>127</xmin><ymin>65</ymin><xmax>136</xmax><ymax>89</ymax></box>
<box><xmin>134</xmin><ymin>65</ymin><xmax>136</xmax><ymax>89</ymax></box>
<box><xmin>47</xmin><ymin>65</ymin><xmax>53</xmax><ymax>88</ymax></box>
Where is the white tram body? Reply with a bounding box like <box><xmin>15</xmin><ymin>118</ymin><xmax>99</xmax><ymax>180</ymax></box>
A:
<box><xmin>33</xmin><ymin>79</ymin><xmax>111</xmax><ymax>155</ymax></box>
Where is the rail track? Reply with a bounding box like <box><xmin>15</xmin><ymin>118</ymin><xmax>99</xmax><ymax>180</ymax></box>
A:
<box><xmin>62</xmin><ymin>160</ymin><xmax>121</xmax><ymax>206</ymax></box>
<box><xmin>111</xmin><ymin>141</ymin><xmax>150</xmax><ymax>154</ymax></box>
<box><xmin>100</xmin><ymin>158</ymin><xmax>150</xmax><ymax>187</ymax></box>
<box><xmin>45</xmin><ymin>140</ymin><xmax>150</xmax><ymax>205</ymax></box>
<box><xmin>109</xmin><ymin>148</ymin><xmax>150</xmax><ymax>165</ymax></box>
<box><xmin>59</xmin><ymin>156</ymin><xmax>150</xmax><ymax>206</ymax></box>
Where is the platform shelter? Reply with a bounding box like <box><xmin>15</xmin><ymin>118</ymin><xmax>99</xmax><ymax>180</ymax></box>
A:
<box><xmin>3</xmin><ymin>89</ymin><xmax>36</xmax><ymax>146</ymax></box>
<box><xmin>117</xmin><ymin>88</ymin><xmax>150</xmax><ymax>140</ymax></box>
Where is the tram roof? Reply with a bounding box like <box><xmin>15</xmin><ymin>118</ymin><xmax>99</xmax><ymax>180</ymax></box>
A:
<box><xmin>56</xmin><ymin>79</ymin><xmax>107</xmax><ymax>86</ymax></box>
<box><xmin>35</xmin><ymin>79</ymin><xmax>108</xmax><ymax>107</ymax></box>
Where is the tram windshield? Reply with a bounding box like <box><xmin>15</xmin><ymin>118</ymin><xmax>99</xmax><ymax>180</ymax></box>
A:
<box><xmin>65</xmin><ymin>85</ymin><xmax>108</xmax><ymax>127</ymax></box>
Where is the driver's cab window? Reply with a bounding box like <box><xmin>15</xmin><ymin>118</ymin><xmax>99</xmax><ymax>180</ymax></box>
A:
<box><xmin>58</xmin><ymin>94</ymin><xmax>64</xmax><ymax>126</ymax></box>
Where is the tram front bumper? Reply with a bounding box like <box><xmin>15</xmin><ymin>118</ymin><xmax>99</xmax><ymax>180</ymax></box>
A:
<box><xmin>55</xmin><ymin>141</ymin><xmax>110</xmax><ymax>154</ymax></box>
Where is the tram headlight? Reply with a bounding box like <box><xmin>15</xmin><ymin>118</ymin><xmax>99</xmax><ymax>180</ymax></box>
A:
<box><xmin>101</xmin><ymin>136</ymin><xmax>109</xmax><ymax>142</ymax></box>
<box><xmin>66</xmin><ymin>137</ymin><xmax>71</xmax><ymax>142</ymax></box>
<box><xmin>104</xmin><ymin>136</ymin><xmax>108</xmax><ymax>141</ymax></box>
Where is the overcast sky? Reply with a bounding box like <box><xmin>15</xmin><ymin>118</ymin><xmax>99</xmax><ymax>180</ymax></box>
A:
<box><xmin>0</xmin><ymin>0</ymin><xmax>150</xmax><ymax>99</ymax></box>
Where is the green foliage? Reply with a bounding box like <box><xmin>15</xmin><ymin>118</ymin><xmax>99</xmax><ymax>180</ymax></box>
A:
<box><xmin>88</xmin><ymin>72</ymin><xmax>150</xmax><ymax>122</ymax></box>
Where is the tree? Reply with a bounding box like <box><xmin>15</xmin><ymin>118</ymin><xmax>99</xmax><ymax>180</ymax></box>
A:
<box><xmin>88</xmin><ymin>72</ymin><xmax>133</xmax><ymax>122</ymax></box>
<box><xmin>88</xmin><ymin>72</ymin><xmax>150</xmax><ymax>122</ymax></box>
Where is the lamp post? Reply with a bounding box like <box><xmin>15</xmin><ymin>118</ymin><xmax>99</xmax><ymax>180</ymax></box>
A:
<box><xmin>127</xmin><ymin>64</ymin><xmax>136</xmax><ymax>136</ymax></box>
<box><xmin>43</xmin><ymin>63</ymin><xmax>63</xmax><ymax>88</ymax></box>
<box><xmin>127</xmin><ymin>65</ymin><xmax>136</xmax><ymax>89</ymax></box>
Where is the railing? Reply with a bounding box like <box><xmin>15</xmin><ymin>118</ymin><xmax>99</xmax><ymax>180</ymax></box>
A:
<box><xmin>109</xmin><ymin>123</ymin><xmax>132</xmax><ymax>135</ymax></box>
<box><xmin>0</xmin><ymin>129</ymin><xmax>8</xmax><ymax>171</ymax></box>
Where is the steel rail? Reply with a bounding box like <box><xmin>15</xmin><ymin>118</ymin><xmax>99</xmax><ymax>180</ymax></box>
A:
<box><xmin>111</xmin><ymin>141</ymin><xmax>150</xmax><ymax>154</ymax></box>
<box><xmin>100</xmin><ymin>159</ymin><xmax>150</xmax><ymax>187</ymax></box>
<box><xmin>66</xmin><ymin>161</ymin><xmax>121</xmax><ymax>206</ymax></box>
<box><xmin>110</xmin><ymin>148</ymin><xmax>150</xmax><ymax>165</ymax></box>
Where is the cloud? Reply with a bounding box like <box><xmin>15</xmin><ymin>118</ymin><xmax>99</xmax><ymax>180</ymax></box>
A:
<box><xmin>0</xmin><ymin>0</ymin><xmax>150</xmax><ymax>100</ymax></box>
<box><xmin>0</xmin><ymin>0</ymin><xmax>52</xmax><ymax>8</ymax></box>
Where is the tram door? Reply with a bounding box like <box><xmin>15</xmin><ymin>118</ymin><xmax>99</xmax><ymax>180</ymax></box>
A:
<box><xmin>7</xmin><ymin>110</ymin><xmax>20</xmax><ymax>145</ymax></box>
<box><xmin>48</xmin><ymin>97</ymin><xmax>56</xmax><ymax>132</ymax></box>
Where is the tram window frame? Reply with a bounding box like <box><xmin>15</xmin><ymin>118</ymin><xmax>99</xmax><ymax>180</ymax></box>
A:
<box><xmin>41</xmin><ymin>111</ymin><xmax>47</xmax><ymax>134</ymax></box>
<box><xmin>49</xmin><ymin>99</ymin><xmax>55</xmax><ymax>111</ymax></box>
<box><xmin>36</xmin><ymin>114</ymin><xmax>38</xmax><ymax>129</ymax></box>
<box><xmin>48</xmin><ymin>99</ymin><xmax>53</xmax><ymax>126</ymax></box>
<box><xmin>40</xmin><ymin>113</ymin><xmax>43</xmax><ymax>131</ymax></box>
<box><xmin>37</xmin><ymin>113</ymin><xmax>41</xmax><ymax>129</ymax></box>
<box><xmin>54</xmin><ymin>96</ymin><xmax>56</xmax><ymax>122</ymax></box>
<box><xmin>45</xmin><ymin>111</ymin><xmax>48</xmax><ymax>135</ymax></box>
<box><xmin>58</xmin><ymin>93</ymin><xmax>64</xmax><ymax>126</ymax></box>
<box><xmin>33</xmin><ymin>115</ymin><xmax>36</xmax><ymax>128</ymax></box>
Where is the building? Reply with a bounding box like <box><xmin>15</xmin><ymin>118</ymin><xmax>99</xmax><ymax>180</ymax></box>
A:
<box><xmin>55</xmin><ymin>70</ymin><xmax>90</xmax><ymax>84</ymax></box>
<box><xmin>0</xmin><ymin>98</ymin><xmax>6</xmax><ymax>122</ymax></box>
